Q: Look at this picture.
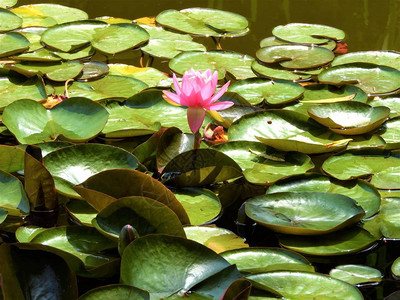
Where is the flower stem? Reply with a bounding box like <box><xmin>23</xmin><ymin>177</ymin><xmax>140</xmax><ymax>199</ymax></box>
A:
<box><xmin>194</xmin><ymin>131</ymin><xmax>202</xmax><ymax>149</ymax></box>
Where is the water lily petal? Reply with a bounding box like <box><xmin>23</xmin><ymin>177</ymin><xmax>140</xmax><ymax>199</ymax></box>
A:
<box><xmin>187</xmin><ymin>107</ymin><xmax>206</xmax><ymax>133</ymax></box>
<box><xmin>172</xmin><ymin>73</ymin><xmax>182</xmax><ymax>96</ymax></box>
<box><xmin>206</xmin><ymin>101</ymin><xmax>234</xmax><ymax>111</ymax></box>
<box><xmin>162</xmin><ymin>90</ymin><xmax>183</xmax><ymax>106</ymax></box>
<box><xmin>209</xmin><ymin>81</ymin><xmax>230</xmax><ymax>104</ymax></box>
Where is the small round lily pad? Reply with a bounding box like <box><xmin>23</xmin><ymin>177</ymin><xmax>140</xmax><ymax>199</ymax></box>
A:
<box><xmin>329</xmin><ymin>265</ymin><xmax>382</xmax><ymax>285</ymax></box>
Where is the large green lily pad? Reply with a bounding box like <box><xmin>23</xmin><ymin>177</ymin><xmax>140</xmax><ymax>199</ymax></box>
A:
<box><xmin>0</xmin><ymin>145</ymin><xmax>25</xmax><ymax>172</ymax></box>
<box><xmin>43</xmin><ymin>144</ymin><xmax>139</xmax><ymax>198</ymax></box>
<box><xmin>74</xmin><ymin>169</ymin><xmax>190</xmax><ymax>225</ymax></box>
<box><xmin>0</xmin><ymin>8</ymin><xmax>22</xmax><ymax>32</ymax></box>
<box><xmin>214</xmin><ymin>141</ymin><xmax>314</xmax><ymax>185</ymax></box>
<box><xmin>92</xmin><ymin>196</ymin><xmax>186</xmax><ymax>241</ymax></box>
<box><xmin>279</xmin><ymin>226</ymin><xmax>377</xmax><ymax>256</ymax></box>
<box><xmin>12</xmin><ymin>26</ymin><xmax>47</xmax><ymax>52</ymax></box>
<box><xmin>120</xmin><ymin>234</ymin><xmax>238</xmax><ymax>299</ymax></box>
<box><xmin>272</xmin><ymin>23</ymin><xmax>345</xmax><ymax>44</ymax></box>
<box><xmin>184</xmin><ymin>226</ymin><xmax>248</xmax><ymax>253</ymax></box>
<box><xmin>65</xmin><ymin>199</ymin><xmax>98</xmax><ymax>227</ymax></box>
<box><xmin>369</xmin><ymin>96</ymin><xmax>400</xmax><ymax>118</ymax></box>
<box><xmin>329</xmin><ymin>265</ymin><xmax>382</xmax><ymax>285</ymax></box>
<box><xmin>11</xmin><ymin>4</ymin><xmax>88</xmax><ymax>27</ymax></box>
<box><xmin>260</xmin><ymin>35</ymin><xmax>337</xmax><ymax>50</ymax></box>
<box><xmin>10</xmin><ymin>48</ymin><xmax>62</xmax><ymax>62</ymax></box>
<box><xmin>0</xmin><ymin>170</ymin><xmax>29</xmax><ymax>215</ymax></box>
<box><xmin>79</xmin><ymin>285</ymin><xmax>149</xmax><ymax>300</ymax></box>
<box><xmin>322</xmin><ymin>150</ymin><xmax>400</xmax><ymax>189</ymax></box>
<box><xmin>301</xmin><ymin>84</ymin><xmax>368</xmax><ymax>103</ymax></box>
<box><xmin>228</xmin><ymin>110</ymin><xmax>352</xmax><ymax>154</ymax></box>
<box><xmin>228</xmin><ymin>78</ymin><xmax>304</xmax><ymax>105</ymax></box>
<box><xmin>141</xmin><ymin>39</ymin><xmax>206</xmax><ymax>59</ymax></box>
<box><xmin>169</xmin><ymin>50</ymin><xmax>255</xmax><ymax>80</ymax></box>
<box><xmin>267</xmin><ymin>174</ymin><xmax>381</xmax><ymax>219</ymax></box>
<box><xmin>161</xmin><ymin>148</ymin><xmax>243</xmax><ymax>187</ymax></box>
<box><xmin>7</xmin><ymin>61</ymin><xmax>84</xmax><ymax>81</ymax></box>
<box><xmin>251</xmin><ymin>60</ymin><xmax>312</xmax><ymax>81</ymax></box>
<box><xmin>247</xmin><ymin>271</ymin><xmax>363</xmax><ymax>300</ymax></box>
<box><xmin>318</xmin><ymin>63</ymin><xmax>400</xmax><ymax>95</ymax></box>
<box><xmin>245</xmin><ymin>192</ymin><xmax>364</xmax><ymax>235</ymax></box>
<box><xmin>0</xmin><ymin>0</ymin><xmax>17</xmax><ymax>9</ymax></box>
<box><xmin>332</xmin><ymin>51</ymin><xmax>400</xmax><ymax>71</ymax></box>
<box><xmin>0</xmin><ymin>73</ymin><xmax>47</xmax><ymax>109</ymax></box>
<box><xmin>221</xmin><ymin>247</ymin><xmax>314</xmax><ymax>274</ymax></box>
<box><xmin>41</xmin><ymin>20</ymin><xmax>149</xmax><ymax>54</ymax></box>
<box><xmin>0</xmin><ymin>32</ymin><xmax>29</xmax><ymax>57</ymax></box>
<box><xmin>108</xmin><ymin>64</ymin><xmax>170</xmax><ymax>87</ymax></box>
<box><xmin>156</xmin><ymin>8</ymin><xmax>248</xmax><ymax>37</ymax></box>
<box><xmin>308</xmin><ymin>101</ymin><xmax>390</xmax><ymax>135</ymax></box>
<box><xmin>138</xmin><ymin>24</ymin><xmax>193</xmax><ymax>41</ymax></box>
<box><xmin>378</xmin><ymin>197</ymin><xmax>400</xmax><ymax>239</ymax></box>
<box><xmin>2</xmin><ymin>98</ymin><xmax>109</xmax><ymax>144</ymax></box>
<box><xmin>256</xmin><ymin>45</ymin><xmax>334</xmax><ymax>69</ymax></box>
<box><xmin>375</xmin><ymin>117</ymin><xmax>400</xmax><ymax>150</ymax></box>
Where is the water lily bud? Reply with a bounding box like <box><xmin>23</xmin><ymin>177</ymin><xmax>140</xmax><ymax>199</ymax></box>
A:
<box><xmin>118</xmin><ymin>224</ymin><xmax>140</xmax><ymax>256</ymax></box>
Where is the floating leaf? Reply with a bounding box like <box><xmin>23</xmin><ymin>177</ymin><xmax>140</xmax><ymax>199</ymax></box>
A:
<box><xmin>260</xmin><ymin>35</ymin><xmax>336</xmax><ymax>50</ymax></box>
<box><xmin>43</xmin><ymin>144</ymin><xmax>139</xmax><ymax>198</ymax></box>
<box><xmin>0</xmin><ymin>32</ymin><xmax>29</xmax><ymax>57</ymax></box>
<box><xmin>139</xmin><ymin>24</ymin><xmax>193</xmax><ymax>41</ymax></box>
<box><xmin>3</xmin><ymin>98</ymin><xmax>109</xmax><ymax>144</ymax></box>
<box><xmin>79</xmin><ymin>285</ymin><xmax>149</xmax><ymax>300</ymax></box>
<box><xmin>65</xmin><ymin>199</ymin><xmax>97</xmax><ymax>227</ymax></box>
<box><xmin>41</xmin><ymin>20</ymin><xmax>149</xmax><ymax>54</ymax></box>
<box><xmin>13</xmin><ymin>26</ymin><xmax>47</xmax><ymax>52</ymax></box>
<box><xmin>142</xmin><ymin>39</ymin><xmax>206</xmax><ymax>59</ymax></box>
<box><xmin>272</xmin><ymin>23</ymin><xmax>345</xmax><ymax>44</ymax></box>
<box><xmin>379</xmin><ymin>197</ymin><xmax>400</xmax><ymax>239</ymax></box>
<box><xmin>0</xmin><ymin>0</ymin><xmax>17</xmax><ymax>9</ymax></box>
<box><xmin>0</xmin><ymin>145</ymin><xmax>25</xmax><ymax>172</ymax></box>
<box><xmin>15</xmin><ymin>225</ymin><xmax>46</xmax><ymax>242</ymax></box>
<box><xmin>392</xmin><ymin>257</ymin><xmax>400</xmax><ymax>278</ymax></box>
<box><xmin>0</xmin><ymin>8</ymin><xmax>22</xmax><ymax>32</ymax></box>
<box><xmin>252</xmin><ymin>60</ymin><xmax>312</xmax><ymax>81</ymax></box>
<box><xmin>55</xmin><ymin>45</ymin><xmax>95</xmax><ymax>61</ymax></box>
<box><xmin>108</xmin><ymin>64</ymin><xmax>169</xmax><ymax>87</ymax></box>
<box><xmin>221</xmin><ymin>247</ymin><xmax>314</xmax><ymax>274</ymax></box>
<box><xmin>245</xmin><ymin>192</ymin><xmax>364</xmax><ymax>235</ymax></box>
<box><xmin>247</xmin><ymin>271</ymin><xmax>363</xmax><ymax>300</ymax></box>
<box><xmin>301</xmin><ymin>84</ymin><xmax>368</xmax><ymax>103</ymax></box>
<box><xmin>10</xmin><ymin>48</ymin><xmax>62</xmax><ymax>62</ymax></box>
<box><xmin>170</xmin><ymin>50</ymin><xmax>255</xmax><ymax>80</ymax></box>
<box><xmin>228</xmin><ymin>78</ymin><xmax>304</xmax><ymax>105</ymax></box>
<box><xmin>329</xmin><ymin>265</ymin><xmax>382</xmax><ymax>285</ymax></box>
<box><xmin>332</xmin><ymin>51</ymin><xmax>400</xmax><ymax>71</ymax></box>
<box><xmin>11</xmin><ymin>4</ymin><xmax>88</xmax><ymax>27</ymax></box>
<box><xmin>376</xmin><ymin>117</ymin><xmax>400</xmax><ymax>150</ymax></box>
<box><xmin>156</xmin><ymin>8</ymin><xmax>248</xmax><ymax>37</ymax></box>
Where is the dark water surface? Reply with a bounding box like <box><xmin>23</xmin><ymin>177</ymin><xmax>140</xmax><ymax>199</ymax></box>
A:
<box><xmin>16</xmin><ymin>0</ymin><xmax>400</xmax><ymax>61</ymax></box>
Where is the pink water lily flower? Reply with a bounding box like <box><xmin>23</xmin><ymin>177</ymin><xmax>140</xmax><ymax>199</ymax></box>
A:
<box><xmin>162</xmin><ymin>68</ymin><xmax>233</xmax><ymax>133</ymax></box>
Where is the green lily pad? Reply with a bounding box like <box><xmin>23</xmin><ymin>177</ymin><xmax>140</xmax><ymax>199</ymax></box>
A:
<box><xmin>0</xmin><ymin>8</ymin><xmax>22</xmax><ymax>32</ymax></box>
<box><xmin>0</xmin><ymin>207</ymin><xmax>7</xmax><ymax>224</ymax></box>
<box><xmin>378</xmin><ymin>197</ymin><xmax>400</xmax><ymax>239</ymax></box>
<box><xmin>247</xmin><ymin>271</ymin><xmax>363</xmax><ymax>300</ymax></box>
<box><xmin>43</xmin><ymin>144</ymin><xmax>139</xmax><ymax>198</ymax></box>
<box><xmin>55</xmin><ymin>45</ymin><xmax>95</xmax><ymax>61</ymax></box>
<box><xmin>120</xmin><ymin>234</ymin><xmax>237</xmax><ymax>299</ymax></box>
<box><xmin>65</xmin><ymin>199</ymin><xmax>97</xmax><ymax>227</ymax></box>
<box><xmin>369</xmin><ymin>96</ymin><xmax>400</xmax><ymax>118</ymax></box>
<box><xmin>173</xmin><ymin>187</ymin><xmax>221</xmax><ymax>225</ymax></box>
<box><xmin>75</xmin><ymin>61</ymin><xmax>109</xmax><ymax>81</ymax></box>
<box><xmin>0</xmin><ymin>243</ymin><xmax>78</xmax><ymax>300</ymax></box>
<box><xmin>15</xmin><ymin>225</ymin><xmax>46</xmax><ymax>242</ymax></box>
<box><xmin>375</xmin><ymin>117</ymin><xmax>400</xmax><ymax>150</ymax></box>
<box><xmin>279</xmin><ymin>226</ymin><xmax>377</xmax><ymax>256</ymax></box>
<box><xmin>13</xmin><ymin>26</ymin><xmax>47</xmax><ymax>52</ymax></box>
<box><xmin>0</xmin><ymin>73</ymin><xmax>47</xmax><ymax>109</ymax></box>
<box><xmin>31</xmin><ymin>226</ymin><xmax>118</xmax><ymax>277</ymax></box>
<box><xmin>301</xmin><ymin>84</ymin><xmax>368</xmax><ymax>103</ymax></box>
<box><xmin>0</xmin><ymin>0</ymin><xmax>17</xmax><ymax>9</ymax></box>
<box><xmin>161</xmin><ymin>148</ymin><xmax>243</xmax><ymax>187</ymax></box>
<box><xmin>260</xmin><ymin>36</ymin><xmax>337</xmax><ymax>50</ymax></box>
<box><xmin>92</xmin><ymin>196</ymin><xmax>186</xmax><ymax>241</ymax></box>
<box><xmin>272</xmin><ymin>23</ymin><xmax>345</xmax><ymax>44</ymax></box>
<box><xmin>79</xmin><ymin>285</ymin><xmax>149</xmax><ymax>300</ymax></box>
<box><xmin>10</xmin><ymin>48</ymin><xmax>62</xmax><ymax>62</ymax></box>
<box><xmin>7</xmin><ymin>61</ymin><xmax>83</xmax><ymax>81</ymax></box>
<box><xmin>308</xmin><ymin>101</ymin><xmax>390</xmax><ymax>135</ymax></box>
<box><xmin>74</xmin><ymin>169</ymin><xmax>190</xmax><ymax>225</ymax></box>
<box><xmin>56</xmin><ymin>75</ymin><xmax>148</xmax><ymax>101</ymax></box>
<box><xmin>391</xmin><ymin>256</ymin><xmax>400</xmax><ymax>278</ymax></box>
<box><xmin>246</xmin><ymin>192</ymin><xmax>364</xmax><ymax>235</ymax></box>
<box><xmin>228</xmin><ymin>110</ymin><xmax>352</xmax><ymax>154</ymax></box>
<box><xmin>11</xmin><ymin>4</ymin><xmax>88</xmax><ymax>27</ymax></box>
<box><xmin>329</xmin><ymin>265</ymin><xmax>382</xmax><ymax>285</ymax></box>
<box><xmin>184</xmin><ymin>226</ymin><xmax>248</xmax><ymax>253</ymax></box>
<box><xmin>169</xmin><ymin>50</ymin><xmax>255</xmax><ymax>80</ymax></box>
<box><xmin>142</xmin><ymin>39</ymin><xmax>206</xmax><ymax>59</ymax></box>
<box><xmin>347</xmin><ymin>135</ymin><xmax>386</xmax><ymax>150</ymax></box>
<box><xmin>139</xmin><ymin>24</ymin><xmax>193</xmax><ymax>41</ymax></box>
<box><xmin>0</xmin><ymin>32</ymin><xmax>29</xmax><ymax>57</ymax></box>
<box><xmin>332</xmin><ymin>51</ymin><xmax>400</xmax><ymax>71</ymax></box>
<box><xmin>41</xmin><ymin>20</ymin><xmax>149</xmax><ymax>54</ymax></box>
<box><xmin>0</xmin><ymin>170</ymin><xmax>29</xmax><ymax>215</ymax></box>
<box><xmin>2</xmin><ymin>98</ymin><xmax>109</xmax><ymax>144</ymax></box>
<box><xmin>156</xmin><ymin>8</ymin><xmax>248</xmax><ymax>37</ymax></box>
<box><xmin>228</xmin><ymin>78</ymin><xmax>304</xmax><ymax>105</ymax></box>
<box><xmin>0</xmin><ymin>145</ymin><xmax>25</xmax><ymax>172</ymax></box>
<box><xmin>257</xmin><ymin>45</ymin><xmax>334</xmax><ymax>69</ymax></box>
<box><xmin>318</xmin><ymin>63</ymin><xmax>400</xmax><ymax>95</ymax></box>
<box><xmin>267</xmin><ymin>174</ymin><xmax>381</xmax><ymax>219</ymax></box>
<box><xmin>221</xmin><ymin>247</ymin><xmax>314</xmax><ymax>274</ymax></box>
<box><xmin>214</xmin><ymin>141</ymin><xmax>314</xmax><ymax>185</ymax></box>
<box><xmin>322</xmin><ymin>150</ymin><xmax>400</xmax><ymax>189</ymax></box>
<box><xmin>252</xmin><ymin>61</ymin><xmax>312</xmax><ymax>81</ymax></box>
<box><xmin>108</xmin><ymin>64</ymin><xmax>170</xmax><ymax>87</ymax></box>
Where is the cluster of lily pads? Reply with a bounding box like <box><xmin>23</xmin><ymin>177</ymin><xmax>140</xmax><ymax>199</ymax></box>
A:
<box><xmin>1</xmin><ymin>0</ymin><xmax>400</xmax><ymax>299</ymax></box>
